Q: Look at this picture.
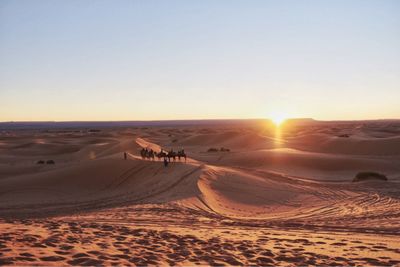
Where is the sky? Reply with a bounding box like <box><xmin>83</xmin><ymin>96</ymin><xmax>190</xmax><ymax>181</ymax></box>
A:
<box><xmin>1</xmin><ymin>0</ymin><xmax>399</xmax><ymax>121</ymax></box>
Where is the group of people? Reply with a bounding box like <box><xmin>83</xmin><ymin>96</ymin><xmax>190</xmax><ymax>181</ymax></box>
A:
<box><xmin>140</xmin><ymin>148</ymin><xmax>187</xmax><ymax>167</ymax></box>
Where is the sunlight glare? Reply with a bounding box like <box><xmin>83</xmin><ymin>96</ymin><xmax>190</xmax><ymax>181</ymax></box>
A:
<box><xmin>271</xmin><ymin>113</ymin><xmax>287</xmax><ymax>127</ymax></box>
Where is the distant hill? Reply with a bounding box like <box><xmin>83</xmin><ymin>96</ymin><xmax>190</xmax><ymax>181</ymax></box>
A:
<box><xmin>0</xmin><ymin>119</ymin><xmax>265</xmax><ymax>130</ymax></box>
<box><xmin>285</xmin><ymin>118</ymin><xmax>315</xmax><ymax>124</ymax></box>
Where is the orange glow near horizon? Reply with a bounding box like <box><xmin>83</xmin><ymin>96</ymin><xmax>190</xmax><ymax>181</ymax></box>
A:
<box><xmin>267</xmin><ymin>113</ymin><xmax>290</xmax><ymax>147</ymax></box>
<box><xmin>272</xmin><ymin>117</ymin><xmax>286</xmax><ymax>127</ymax></box>
<box><xmin>270</xmin><ymin>113</ymin><xmax>289</xmax><ymax>127</ymax></box>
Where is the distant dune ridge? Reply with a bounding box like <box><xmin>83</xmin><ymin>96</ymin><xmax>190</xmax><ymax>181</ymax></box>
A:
<box><xmin>0</xmin><ymin>119</ymin><xmax>268</xmax><ymax>130</ymax></box>
<box><xmin>0</xmin><ymin>119</ymin><xmax>400</xmax><ymax>265</ymax></box>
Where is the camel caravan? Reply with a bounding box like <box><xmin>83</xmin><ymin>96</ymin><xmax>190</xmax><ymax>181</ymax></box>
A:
<box><xmin>140</xmin><ymin>148</ymin><xmax>187</xmax><ymax>163</ymax></box>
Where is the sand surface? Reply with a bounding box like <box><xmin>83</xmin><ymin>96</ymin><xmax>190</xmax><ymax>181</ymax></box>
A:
<box><xmin>0</xmin><ymin>120</ymin><xmax>400</xmax><ymax>266</ymax></box>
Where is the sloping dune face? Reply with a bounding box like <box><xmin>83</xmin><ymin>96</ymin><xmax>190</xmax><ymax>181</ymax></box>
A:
<box><xmin>196</xmin><ymin>165</ymin><xmax>400</xmax><ymax>229</ymax></box>
<box><xmin>176</xmin><ymin>131</ymin><xmax>276</xmax><ymax>151</ymax></box>
<box><xmin>0</xmin><ymin>121</ymin><xmax>400</xmax><ymax>265</ymax></box>
<box><xmin>288</xmin><ymin>133</ymin><xmax>400</xmax><ymax>156</ymax></box>
<box><xmin>0</xmin><ymin>158</ymin><xmax>202</xmax><ymax>216</ymax></box>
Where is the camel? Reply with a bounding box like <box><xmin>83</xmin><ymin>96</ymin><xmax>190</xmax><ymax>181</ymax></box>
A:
<box><xmin>140</xmin><ymin>148</ymin><xmax>155</xmax><ymax>160</ymax></box>
<box><xmin>141</xmin><ymin>147</ymin><xmax>186</xmax><ymax>163</ymax></box>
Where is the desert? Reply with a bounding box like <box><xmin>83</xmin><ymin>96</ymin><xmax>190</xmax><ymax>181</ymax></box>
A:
<box><xmin>0</xmin><ymin>119</ymin><xmax>399</xmax><ymax>266</ymax></box>
<box><xmin>2</xmin><ymin>0</ymin><xmax>400</xmax><ymax>265</ymax></box>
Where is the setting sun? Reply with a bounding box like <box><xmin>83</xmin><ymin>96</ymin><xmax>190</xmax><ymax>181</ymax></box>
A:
<box><xmin>271</xmin><ymin>113</ymin><xmax>288</xmax><ymax>126</ymax></box>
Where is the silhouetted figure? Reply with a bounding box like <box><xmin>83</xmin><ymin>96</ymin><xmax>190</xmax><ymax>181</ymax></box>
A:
<box><xmin>149</xmin><ymin>149</ymin><xmax>155</xmax><ymax>160</ymax></box>
<box><xmin>163</xmin><ymin>157</ymin><xmax>168</xmax><ymax>167</ymax></box>
<box><xmin>124</xmin><ymin>152</ymin><xmax>127</xmax><ymax>160</ymax></box>
<box><xmin>177</xmin><ymin>149</ymin><xmax>187</xmax><ymax>162</ymax></box>
<box><xmin>157</xmin><ymin>149</ymin><xmax>167</xmax><ymax>161</ymax></box>
<box><xmin>167</xmin><ymin>149</ymin><xmax>177</xmax><ymax>162</ymax></box>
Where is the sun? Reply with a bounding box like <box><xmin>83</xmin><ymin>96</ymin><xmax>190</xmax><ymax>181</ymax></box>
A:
<box><xmin>270</xmin><ymin>113</ymin><xmax>287</xmax><ymax>127</ymax></box>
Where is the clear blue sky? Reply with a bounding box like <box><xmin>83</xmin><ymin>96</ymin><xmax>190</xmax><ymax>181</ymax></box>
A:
<box><xmin>1</xmin><ymin>0</ymin><xmax>399</xmax><ymax>121</ymax></box>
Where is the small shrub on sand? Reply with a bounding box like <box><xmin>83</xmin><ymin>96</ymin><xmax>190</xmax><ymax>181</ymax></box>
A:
<box><xmin>46</xmin><ymin>160</ymin><xmax>55</xmax><ymax>164</ymax></box>
<box><xmin>352</xmin><ymin>172</ymin><xmax>388</xmax><ymax>182</ymax></box>
<box><xmin>220</xmin><ymin>147</ymin><xmax>230</xmax><ymax>152</ymax></box>
<box><xmin>37</xmin><ymin>160</ymin><xmax>45</xmax><ymax>164</ymax></box>
<box><xmin>207</xmin><ymin>148</ymin><xmax>219</xmax><ymax>152</ymax></box>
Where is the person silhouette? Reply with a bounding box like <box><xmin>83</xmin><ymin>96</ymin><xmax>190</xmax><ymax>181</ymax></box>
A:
<box><xmin>164</xmin><ymin>157</ymin><xmax>168</xmax><ymax>167</ymax></box>
<box><xmin>124</xmin><ymin>152</ymin><xmax>127</xmax><ymax>160</ymax></box>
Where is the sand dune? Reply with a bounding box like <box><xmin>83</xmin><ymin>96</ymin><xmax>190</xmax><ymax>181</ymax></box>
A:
<box><xmin>0</xmin><ymin>120</ymin><xmax>399</xmax><ymax>265</ymax></box>
<box><xmin>212</xmin><ymin>148</ymin><xmax>400</xmax><ymax>180</ymax></box>
<box><xmin>0</xmin><ymin>158</ymin><xmax>201</xmax><ymax>216</ymax></box>
<box><xmin>288</xmin><ymin>133</ymin><xmax>400</xmax><ymax>155</ymax></box>
<box><xmin>177</xmin><ymin>131</ymin><xmax>275</xmax><ymax>150</ymax></box>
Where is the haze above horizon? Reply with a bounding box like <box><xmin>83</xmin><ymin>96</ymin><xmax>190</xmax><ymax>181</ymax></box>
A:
<box><xmin>1</xmin><ymin>0</ymin><xmax>399</xmax><ymax>121</ymax></box>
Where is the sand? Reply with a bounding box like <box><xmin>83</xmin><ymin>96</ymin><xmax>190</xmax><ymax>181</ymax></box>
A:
<box><xmin>0</xmin><ymin>119</ymin><xmax>399</xmax><ymax>266</ymax></box>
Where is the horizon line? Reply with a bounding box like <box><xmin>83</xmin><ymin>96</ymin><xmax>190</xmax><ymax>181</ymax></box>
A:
<box><xmin>1</xmin><ymin>117</ymin><xmax>400</xmax><ymax>124</ymax></box>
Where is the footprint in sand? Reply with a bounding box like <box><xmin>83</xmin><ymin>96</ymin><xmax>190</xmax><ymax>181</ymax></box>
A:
<box><xmin>59</xmin><ymin>244</ymin><xmax>74</xmax><ymax>250</ymax></box>
<box><xmin>331</xmin><ymin>242</ymin><xmax>347</xmax><ymax>246</ymax></box>
<box><xmin>259</xmin><ymin>250</ymin><xmax>274</xmax><ymax>257</ymax></box>
<box><xmin>15</xmin><ymin>256</ymin><xmax>36</xmax><ymax>262</ymax></box>
<box><xmin>256</xmin><ymin>256</ymin><xmax>275</xmax><ymax>265</ymax></box>
<box><xmin>0</xmin><ymin>258</ymin><xmax>14</xmax><ymax>265</ymax></box>
<box><xmin>39</xmin><ymin>256</ymin><xmax>65</xmax><ymax>261</ymax></box>
<box><xmin>67</xmin><ymin>257</ymin><xmax>104</xmax><ymax>265</ymax></box>
<box><xmin>372</xmin><ymin>245</ymin><xmax>388</xmax><ymax>250</ymax></box>
<box><xmin>32</xmin><ymin>242</ymin><xmax>47</xmax><ymax>248</ymax></box>
<box><xmin>54</xmin><ymin>250</ymin><xmax>70</xmax><ymax>255</ymax></box>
